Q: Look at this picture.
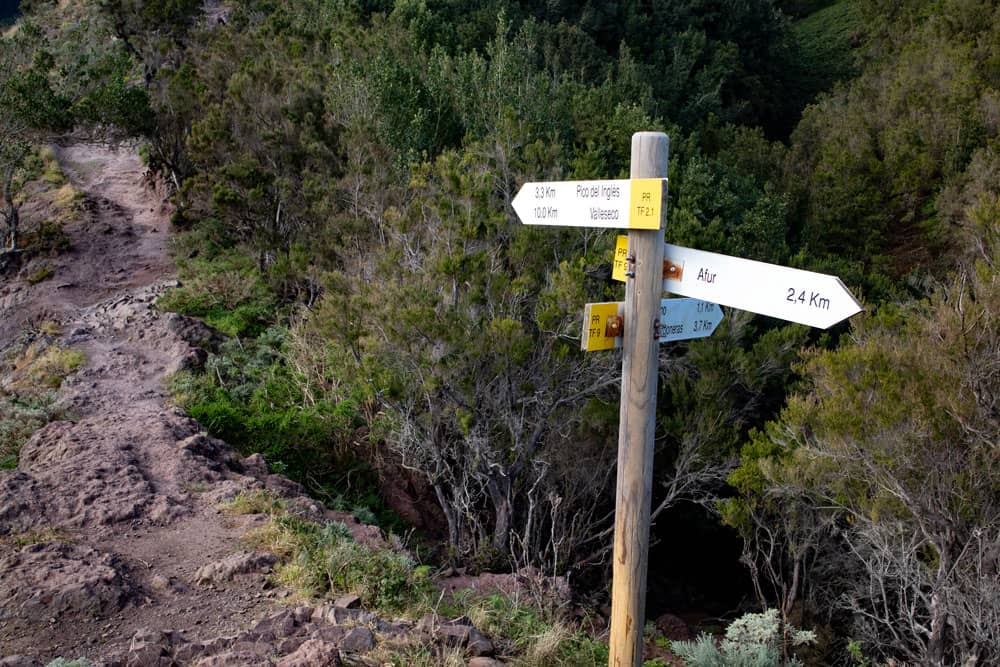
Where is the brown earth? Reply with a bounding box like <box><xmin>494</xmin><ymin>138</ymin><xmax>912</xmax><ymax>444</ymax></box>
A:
<box><xmin>0</xmin><ymin>143</ymin><xmax>512</xmax><ymax>666</ymax></box>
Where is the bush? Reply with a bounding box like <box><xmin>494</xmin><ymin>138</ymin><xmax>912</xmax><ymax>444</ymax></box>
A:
<box><xmin>672</xmin><ymin>609</ymin><xmax>816</xmax><ymax>667</ymax></box>
<box><xmin>243</xmin><ymin>507</ymin><xmax>430</xmax><ymax>613</ymax></box>
<box><xmin>159</xmin><ymin>238</ymin><xmax>275</xmax><ymax>337</ymax></box>
<box><xmin>451</xmin><ymin>592</ymin><xmax>608</xmax><ymax>667</ymax></box>
<box><xmin>0</xmin><ymin>391</ymin><xmax>66</xmax><ymax>469</ymax></box>
<box><xmin>5</xmin><ymin>341</ymin><xmax>86</xmax><ymax>391</ymax></box>
<box><xmin>26</xmin><ymin>264</ymin><xmax>55</xmax><ymax>284</ymax></box>
<box><xmin>165</xmin><ymin>326</ymin><xmax>402</xmax><ymax>529</ymax></box>
<box><xmin>0</xmin><ymin>340</ymin><xmax>81</xmax><ymax>468</ymax></box>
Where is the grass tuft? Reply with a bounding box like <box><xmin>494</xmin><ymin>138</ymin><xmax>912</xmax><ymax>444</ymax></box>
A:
<box><xmin>0</xmin><ymin>340</ymin><xmax>82</xmax><ymax>469</ymax></box>
<box><xmin>26</xmin><ymin>264</ymin><xmax>54</xmax><ymax>284</ymax></box>
<box><xmin>239</xmin><ymin>501</ymin><xmax>431</xmax><ymax>613</ymax></box>
<box><xmin>9</xmin><ymin>343</ymin><xmax>85</xmax><ymax>390</ymax></box>
<box><xmin>220</xmin><ymin>489</ymin><xmax>287</xmax><ymax>516</ymax></box>
<box><xmin>1</xmin><ymin>527</ymin><xmax>70</xmax><ymax>549</ymax></box>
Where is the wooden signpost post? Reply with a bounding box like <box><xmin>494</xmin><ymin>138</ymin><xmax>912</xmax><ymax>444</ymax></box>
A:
<box><xmin>608</xmin><ymin>132</ymin><xmax>667</xmax><ymax>667</ymax></box>
<box><xmin>511</xmin><ymin>131</ymin><xmax>862</xmax><ymax>667</ymax></box>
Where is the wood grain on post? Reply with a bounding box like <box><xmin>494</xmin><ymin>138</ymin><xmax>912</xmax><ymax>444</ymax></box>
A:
<box><xmin>609</xmin><ymin>132</ymin><xmax>668</xmax><ymax>667</ymax></box>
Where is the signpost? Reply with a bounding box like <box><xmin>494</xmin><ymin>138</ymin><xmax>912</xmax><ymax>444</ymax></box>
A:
<box><xmin>581</xmin><ymin>298</ymin><xmax>724</xmax><ymax>351</ymax></box>
<box><xmin>511</xmin><ymin>131</ymin><xmax>863</xmax><ymax>667</ymax></box>
<box><xmin>662</xmin><ymin>244</ymin><xmax>862</xmax><ymax>329</ymax></box>
<box><xmin>511</xmin><ymin>178</ymin><xmax>665</xmax><ymax>229</ymax></box>
<box><xmin>657</xmin><ymin>298</ymin><xmax>723</xmax><ymax>342</ymax></box>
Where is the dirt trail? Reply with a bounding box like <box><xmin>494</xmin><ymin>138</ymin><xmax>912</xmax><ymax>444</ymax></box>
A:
<box><xmin>0</xmin><ymin>144</ymin><xmax>459</xmax><ymax>667</ymax></box>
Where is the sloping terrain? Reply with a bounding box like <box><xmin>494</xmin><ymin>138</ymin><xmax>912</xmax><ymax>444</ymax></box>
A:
<box><xmin>0</xmin><ymin>144</ymin><xmax>501</xmax><ymax>666</ymax></box>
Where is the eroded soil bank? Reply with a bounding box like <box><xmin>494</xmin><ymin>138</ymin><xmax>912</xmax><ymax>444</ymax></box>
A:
<box><xmin>0</xmin><ymin>144</ymin><xmax>505</xmax><ymax>666</ymax></box>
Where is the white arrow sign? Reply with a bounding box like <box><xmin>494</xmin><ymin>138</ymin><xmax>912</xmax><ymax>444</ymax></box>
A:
<box><xmin>582</xmin><ymin>298</ymin><xmax>723</xmax><ymax>351</ymax></box>
<box><xmin>512</xmin><ymin>178</ymin><xmax>665</xmax><ymax>229</ymax></box>
<box><xmin>662</xmin><ymin>244</ymin><xmax>863</xmax><ymax>329</ymax></box>
<box><xmin>658</xmin><ymin>298</ymin><xmax>724</xmax><ymax>343</ymax></box>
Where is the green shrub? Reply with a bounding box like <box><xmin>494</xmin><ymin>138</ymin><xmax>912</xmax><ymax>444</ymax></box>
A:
<box><xmin>159</xmin><ymin>238</ymin><xmax>275</xmax><ymax>337</ymax></box>
<box><xmin>454</xmin><ymin>592</ymin><xmax>607</xmax><ymax>667</ymax></box>
<box><xmin>220</xmin><ymin>489</ymin><xmax>287</xmax><ymax>516</ymax></box>
<box><xmin>14</xmin><ymin>345</ymin><xmax>85</xmax><ymax>389</ymax></box>
<box><xmin>790</xmin><ymin>0</ymin><xmax>863</xmax><ymax>98</ymax></box>
<box><xmin>166</xmin><ymin>327</ymin><xmax>393</xmax><ymax>525</ymax></box>
<box><xmin>26</xmin><ymin>265</ymin><xmax>55</xmax><ymax>284</ymax></box>
<box><xmin>0</xmin><ymin>340</ymin><xmax>80</xmax><ymax>468</ymax></box>
<box><xmin>0</xmin><ymin>392</ymin><xmax>63</xmax><ymax>468</ymax></box>
<box><xmin>244</xmin><ymin>507</ymin><xmax>431</xmax><ymax>613</ymax></box>
<box><xmin>672</xmin><ymin>609</ymin><xmax>816</xmax><ymax>667</ymax></box>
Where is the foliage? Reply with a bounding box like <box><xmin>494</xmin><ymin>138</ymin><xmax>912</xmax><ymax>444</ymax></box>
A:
<box><xmin>788</xmin><ymin>1</ymin><xmax>863</xmax><ymax>103</ymax></box>
<box><xmin>0</xmin><ymin>21</ymin><xmax>70</xmax><ymax>251</ymax></box>
<box><xmin>133</xmin><ymin>0</ymin><xmax>858</xmax><ymax>583</ymax></box>
<box><xmin>25</xmin><ymin>264</ymin><xmax>53</xmax><ymax>284</ymax></box>
<box><xmin>0</xmin><ymin>335</ymin><xmax>79</xmax><ymax>469</ymax></box>
<box><xmin>1</xmin><ymin>527</ymin><xmax>70</xmax><ymax>548</ymax></box>
<box><xmin>5</xmin><ymin>341</ymin><xmax>85</xmax><ymax>390</ymax></box>
<box><xmin>61</xmin><ymin>0</ymin><xmax>1000</xmax><ymax>657</ymax></box>
<box><xmin>168</xmin><ymin>326</ymin><xmax>362</xmax><ymax>483</ymax></box>
<box><xmin>727</xmin><ymin>194</ymin><xmax>1000</xmax><ymax>665</ymax></box>
<box><xmin>784</xmin><ymin>0</ymin><xmax>1000</xmax><ymax>281</ymax></box>
<box><xmin>0</xmin><ymin>390</ymin><xmax>66</xmax><ymax>469</ymax></box>
<box><xmin>240</xmin><ymin>502</ymin><xmax>431</xmax><ymax>613</ymax></box>
<box><xmin>437</xmin><ymin>590</ymin><xmax>608</xmax><ymax>667</ymax></box>
<box><xmin>672</xmin><ymin>609</ymin><xmax>816</xmax><ymax>667</ymax></box>
<box><xmin>219</xmin><ymin>489</ymin><xmax>287</xmax><ymax>516</ymax></box>
<box><xmin>159</xmin><ymin>240</ymin><xmax>276</xmax><ymax>337</ymax></box>
<box><xmin>2</xmin><ymin>2</ymin><xmax>151</xmax><ymax>252</ymax></box>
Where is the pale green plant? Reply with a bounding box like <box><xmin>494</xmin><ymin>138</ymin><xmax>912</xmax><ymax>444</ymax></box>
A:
<box><xmin>672</xmin><ymin>609</ymin><xmax>816</xmax><ymax>667</ymax></box>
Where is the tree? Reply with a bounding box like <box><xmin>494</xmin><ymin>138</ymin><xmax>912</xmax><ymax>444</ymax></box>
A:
<box><xmin>0</xmin><ymin>22</ymin><xmax>72</xmax><ymax>253</ymax></box>
<box><xmin>731</xmin><ymin>193</ymin><xmax>1000</xmax><ymax>665</ymax></box>
<box><xmin>783</xmin><ymin>0</ymin><xmax>1000</xmax><ymax>278</ymax></box>
<box><xmin>307</xmin><ymin>145</ymin><xmax>621</xmax><ymax>572</ymax></box>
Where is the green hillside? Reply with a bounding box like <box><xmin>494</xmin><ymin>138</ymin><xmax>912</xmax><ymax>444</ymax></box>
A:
<box><xmin>3</xmin><ymin>0</ymin><xmax>998</xmax><ymax>664</ymax></box>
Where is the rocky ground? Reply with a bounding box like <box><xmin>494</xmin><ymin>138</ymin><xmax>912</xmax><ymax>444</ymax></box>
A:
<box><xmin>0</xmin><ymin>143</ymin><xmax>509</xmax><ymax>666</ymax></box>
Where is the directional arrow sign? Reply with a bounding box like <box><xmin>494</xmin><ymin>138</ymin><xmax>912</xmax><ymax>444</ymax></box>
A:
<box><xmin>582</xmin><ymin>298</ymin><xmax>723</xmax><ymax>351</ymax></box>
<box><xmin>513</xmin><ymin>178</ymin><xmax>665</xmax><ymax>229</ymax></box>
<box><xmin>657</xmin><ymin>298</ymin><xmax>724</xmax><ymax>343</ymax></box>
<box><xmin>662</xmin><ymin>244</ymin><xmax>863</xmax><ymax>329</ymax></box>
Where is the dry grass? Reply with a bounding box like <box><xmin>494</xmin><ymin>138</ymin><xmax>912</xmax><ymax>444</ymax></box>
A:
<box><xmin>1</xmin><ymin>527</ymin><xmax>70</xmax><ymax>550</ymax></box>
<box><xmin>521</xmin><ymin>620</ymin><xmax>574</xmax><ymax>666</ymax></box>
<box><xmin>366</xmin><ymin>638</ymin><xmax>466</xmax><ymax>667</ymax></box>
<box><xmin>26</xmin><ymin>264</ymin><xmax>54</xmax><ymax>285</ymax></box>
<box><xmin>49</xmin><ymin>183</ymin><xmax>81</xmax><ymax>210</ymax></box>
<box><xmin>37</xmin><ymin>321</ymin><xmax>61</xmax><ymax>336</ymax></box>
<box><xmin>7</xmin><ymin>342</ymin><xmax>85</xmax><ymax>391</ymax></box>
<box><xmin>243</xmin><ymin>520</ymin><xmax>301</xmax><ymax>561</ymax></box>
<box><xmin>219</xmin><ymin>489</ymin><xmax>287</xmax><ymax>516</ymax></box>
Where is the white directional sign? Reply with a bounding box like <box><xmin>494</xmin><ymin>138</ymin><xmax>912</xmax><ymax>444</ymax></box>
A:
<box><xmin>657</xmin><ymin>298</ymin><xmax>724</xmax><ymax>343</ymax></box>
<box><xmin>662</xmin><ymin>244</ymin><xmax>863</xmax><ymax>329</ymax></box>
<box><xmin>581</xmin><ymin>298</ymin><xmax>723</xmax><ymax>351</ymax></box>
<box><xmin>513</xmin><ymin>178</ymin><xmax>665</xmax><ymax>229</ymax></box>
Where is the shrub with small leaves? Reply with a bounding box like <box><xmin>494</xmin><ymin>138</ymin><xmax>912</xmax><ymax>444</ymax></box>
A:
<box><xmin>672</xmin><ymin>609</ymin><xmax>816</xmax><ymax>667</ymax></box>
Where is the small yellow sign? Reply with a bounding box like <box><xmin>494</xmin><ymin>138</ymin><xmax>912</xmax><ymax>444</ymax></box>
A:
<box><xmin>612</xmin><ymin>235</ymin><xmax>629</xmax><ymax>282</ymax></box>
<box><xmin>628</xmin><ymin>178</ymin><xmax>663</xmax><ymax>230</ymax></box>
<box><xmin>581</xmin><ymin>302</ymin><xmax>624</xmax><ymax>352</ymax></box>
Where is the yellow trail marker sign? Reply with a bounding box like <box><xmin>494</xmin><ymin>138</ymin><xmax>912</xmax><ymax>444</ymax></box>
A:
<box><xmin>612</xmin><ymin>235</ymin><xmax>630</xmax><ymax>282</ymax></box>
<box><xmin>581</xmin><ymin>302</ymin><xmax>625</xmax><ymax>351</ymax></box>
